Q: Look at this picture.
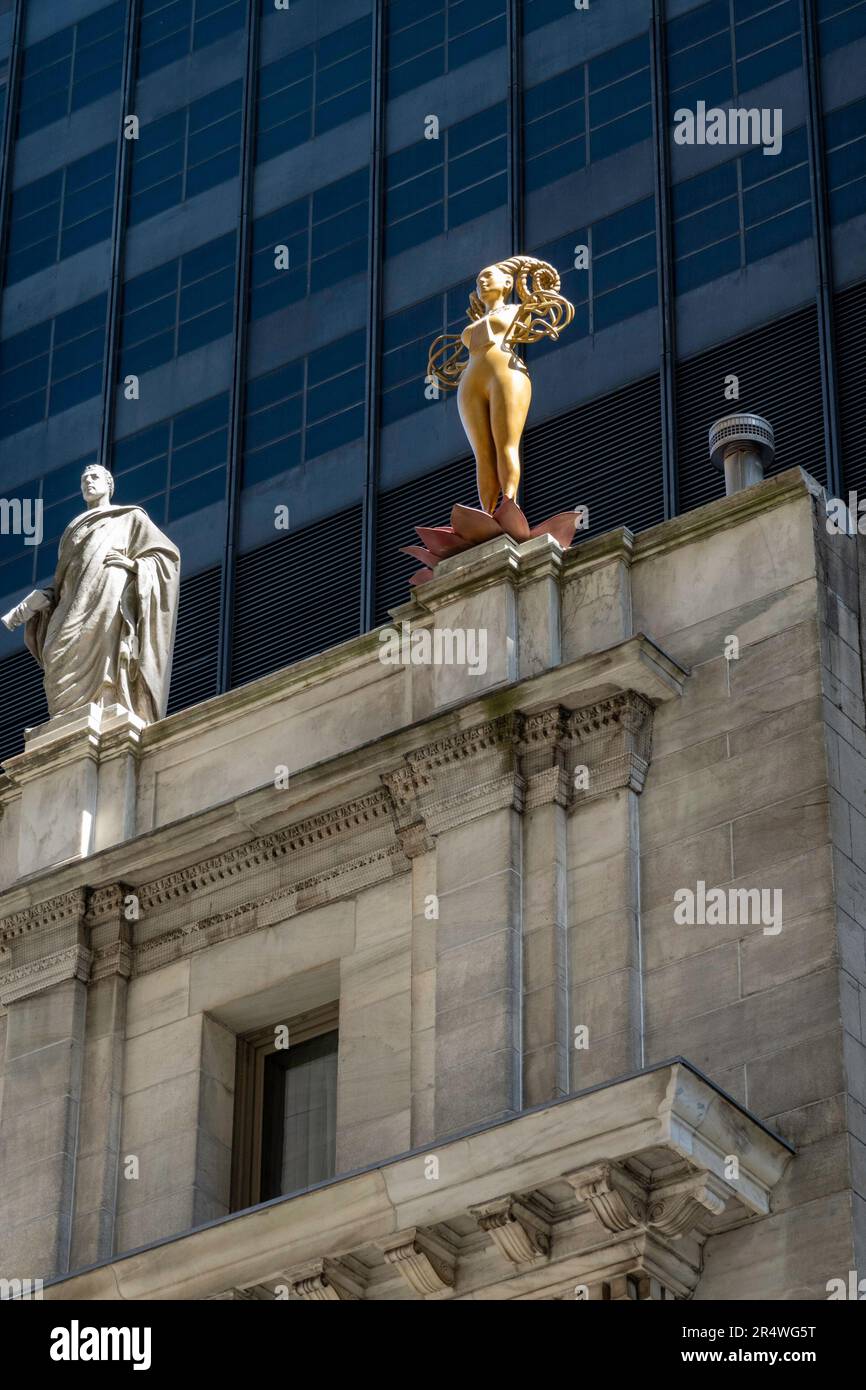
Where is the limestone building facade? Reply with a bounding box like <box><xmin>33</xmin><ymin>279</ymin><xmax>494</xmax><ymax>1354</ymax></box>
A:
<box><xmin>1</xmin><ymin>463</ymin><xmax>864</xmax><ymax>1301</ymax></box>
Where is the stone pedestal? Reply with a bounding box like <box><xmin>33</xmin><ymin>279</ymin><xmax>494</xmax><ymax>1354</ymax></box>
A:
<box><xmin>1</xmin><ymin>703</ymin><xmax>145</xmax><ymax>880</ymax></box>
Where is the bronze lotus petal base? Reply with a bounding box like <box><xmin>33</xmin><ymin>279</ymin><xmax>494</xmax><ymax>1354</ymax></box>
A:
<box><xmin>403</xmin><ymin>502</ymin><xmax>587</xmax><ymax>587</ymax></box>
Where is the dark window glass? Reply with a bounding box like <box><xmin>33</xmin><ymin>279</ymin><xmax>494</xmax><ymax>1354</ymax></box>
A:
<box><xmin>128</xmin><ymin>82</ymin><xmax>241</xmax><ymax>225</ymax></box>
<box><xmin>386</xmin><ymin>0</ymin><xmax>504</xmax><ymax>97</ymax></box>
<box><xmin>259</xmin><ymin>1031</ymin><xmax>338</xmax><ymax>1201</ymax></box>
<box><xmin>592</xmin><ymin>197</ymin><xmax>657</xmax><ymax>330</ymax></box>
<box><xmin>817</xmin><ymin>0</ymin><xmax>866</xmax><ymax>50</ymax></box>
<box><xmin>120</xmin><ymin>233</ymin><xmax>235</xmax><ymax>375</ymax></box>
<box><xmin>6</xmin><ymin>141</ymin><xmax>116</xmax><ymax>284</ymax></box>
<box><xmin>825</xmin><ymin>96</ymin><xmax>866</xmax><ymax>224</ymax></box>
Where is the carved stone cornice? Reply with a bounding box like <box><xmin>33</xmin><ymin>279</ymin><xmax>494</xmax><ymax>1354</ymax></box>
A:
<box><xmin>0</xmin><ymin>942</ymin><xmax>92</xmax><ymax>1006</ymax></box>
<box><xmin>0</xmin><ymin>887</ymin><xmax>87</xmax><ymax>944</ymax></box>
<box><xmin>380</xmin><ymin>1228</ymin><xmax>457</xmax><ymax>1297</ymax></box>
<box><xmin>138</xmin><ymin>790</ymin><xmax>396</xmax><ymax>912</ymax></box>
<box><xmin>131</xmin><ymin>790</ymin><xmax>405</xmax><ymax>974</ymax></box>
<box><xmin>565</xmin><ymin>1162</ymin><xmax>729</xmax><ymax>1241</ymax></box>
<box><xmin>469</xmin><ymin>1194</ymin><xmax>551</xmax><ymax>1265</ymax></box>
<box><xmin>383</xmin><ymin>714</ymin><xmax>525</xmax><ymax>842</ymax></box>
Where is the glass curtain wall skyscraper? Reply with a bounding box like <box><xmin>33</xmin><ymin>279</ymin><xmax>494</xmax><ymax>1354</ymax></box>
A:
<box><xmin>0</xmin><ymin>0</ymin><xmax>864</xmax><ymax>759</ymax></box>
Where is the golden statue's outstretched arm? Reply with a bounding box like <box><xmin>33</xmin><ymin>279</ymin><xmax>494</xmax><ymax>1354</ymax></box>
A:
<box><xmin>427</xmin><ymin>331</ymin><xmax>468</xmax><ymax>390</ymax></box>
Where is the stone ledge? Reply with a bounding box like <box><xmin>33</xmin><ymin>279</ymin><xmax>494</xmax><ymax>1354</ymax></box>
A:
<box><xmin>0</xmin><ymin>633</ymin><xmax>687</xmax><ymax>924</ymax></box>
<box><xmin>39</xmin><ymin>1060</ymin><xmax>792</xmax><ymax>1302</ymax></box>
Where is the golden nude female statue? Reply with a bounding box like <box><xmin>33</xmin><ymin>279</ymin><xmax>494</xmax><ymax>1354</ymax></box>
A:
<box><xmin>427</xmin><ymin>256</ymin><xmax>574</xmax><ymax>513</ymax></box>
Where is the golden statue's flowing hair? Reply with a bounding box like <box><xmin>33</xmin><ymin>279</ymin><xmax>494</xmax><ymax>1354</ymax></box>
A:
<box><xmin>427</xmin><ymin>255</ymin><xmax>574</xmax><ymax>389</ymax></box>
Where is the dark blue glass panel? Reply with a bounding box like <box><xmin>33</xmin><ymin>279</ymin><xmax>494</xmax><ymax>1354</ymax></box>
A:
<box><xmin>449</xmin><ymin>137</ymin><xmax>507</xmax><ymax>193</ymax></box>
<box><xmin>593</xmin><ymin>235</ymin><xmax>656</xmax><ymax>295</ymax></box>
<box><xmin>0</xmin><ymin>392</ymin><xmax>46</xmax><ymax>438</ymax></box>
<box><xmin>313</xmin><ymin>167</ymin><xmax>369</xmax><ymax>222</ymax></box>
<box><xmin>114</xmin><ymin>422</ymin><xmax>171</xmax><ymax>470</ymax></box>
<box><xmin>173</xmin><ymin>393</ymin><xmax>229</xmax><ymax>447</ymax></box>
<box><xmin>313</xmin><ymin>198</ymin><xmax>369</xmax><ymax>256</ymax></box>
<box><xmin>305</xmin><ymin>404</ymin><xmax>364</xmax><ymax>459</ymax></box>
<box><xmin>737</xmin><ymin>33</ymin><xmax>802</xmax><ymax>90</ymax></box>
<box><xmin>307</xmin><ymin>365</ymin><xmax>365</xmax><ymax>422</ymax></box>
<box><xmin>172</xmin><ymin>429</ymin><xmax>228</xmax><ymax>484</ymax></box>
<box><xmin>830</xmin><ymin>178</ymin><xmax>866</xmax><ymax>222</ymax></box>
<box><xmin>245</xmin><ymin>396</ymin><xmax>303</xmax><ymax>451</ymax></box>
<box><xmin>743</xmin><ymin>166</ymin><xmax>810</xmax><ymax>225</ymax></box>
<box><xmin>382</xmin><ymin>295</ymin><xmax>442</xmax><ymax>353</ymax></box>
<box><xmin>594</xmin><ymin>274</ymin><xmax>657</xmax><ymax>330</ymax></box>
<box><xmin>388</xmin><ymin>9</ymin><xmax>444</xmax><ymax>64</ymax></box>
<box><xmin>744</xmin><ymin>202</ymin><xmax>812</xmax><ymax>258</ymax></box>
<box><xmin>54</xmin><ymin>295</ymin><xmax>107</xmax><ymax>346</ymax></box>
<box><xmin>243</xmin><ymin>433</ymin><xmax>302</xmax><ymax>487</ymax></box>
<box><xmin>181</xmin><ymin>233</ymin><xmax>236</xmax><ymax>283</ymax></box>
<box><xmin>308</xmin><ymin>331</ymin><xmax>366</xmax><ymax>385</ymax></box>
<box><xmin>316</xmin><ymin>83</ymin><xmax>370</xmax><ymax>134</ymax></box>
<box><xmin>310</xmin><ymin>240</ymin><xmax>367</xmax><ymax>291</ymax></box>
<box><xmin>668</xmin><ymin>33</ymin><xmax>730</xmax><ymax>91</ymax></box>
<box><xmin>589</xmin><ymin>34</ymin><xmax>650</xmax><ymax>91</ymax></box>
<box><xmin>525</xmin><ymin>67</ymin><xmax>584</xmax><ymax>125</ymax></box>
<box><xmin>593</xmin><ymin>198</ymin><xmax>656</xmax><ymax>255</ymax></box>
<box><xmin>667</xmin><ymin>0</ymin><xmax>729</xmax><ymax>54</ymax></box>
<box><xmin>49</xmin><ymin>363</ymin><xmax>103</xmax><ymax>414</ymax></box>
<box><xmin>447</xmin><ymin>15</ymin><xmax>505</xmax><ymax>69</ymax></box>
<box><xmin>177</xmin><ymin>302</ymin><xmax>233</xmax><ymax>353</ymax></box>
<box><xmin>449</xmin><ymin>102</ymin><xmax>506</xmax><ymax>158</ymax></box>
<box><xmin>818</xmin><ymin>0</ymin><xmax>866</xmax><ymax>50</ymax></box>
<box><xmin>591</xmin><ymin>106</ymin><xmax>652</xmax><ymax>161</ymax></box>
<box><xmin>122</xmin><ymin>332</ymin><xmax>174</xmax><ymax>375</ymax></box>
<box><xmin>0</xmin><ymin>553</ymin><xmax>37</xmax><ymax>594</ymax></box>
<box><xmin>672</xmin><ymin>161</ymin><xmax>738</xmax><ymax>218</ymax></box>
<box><xmin>676</xmin><ymin>199</ymin><xmax>740</xmax><ymax>256</ymax></box>
<box><xmin>449</xmin><ymin>171</ymin><xmax>507</xmax><ymax>226</ymax></box>
<box><xmin>246</xmin><ymin>359</ymin><xmax>303</xmax><ymax>412</ymax></box>
<box><xmin>124</xmin><ymin>260</ymin><xmax>179</xmax><ymax>313</ymax></box>
<box><xmin>194</xmin><ymin>0</ymin><xmax>245</xmax><ymax>49</ymax></box>
<box><xmin>168</xmin><ymin>465</ymin><xmax>226</xmax><ymax>519</ymax></box>
<box><xmin>387</xmin><ymin>48</ymin><xmax>443</xmax><ymax>97</ymax></box>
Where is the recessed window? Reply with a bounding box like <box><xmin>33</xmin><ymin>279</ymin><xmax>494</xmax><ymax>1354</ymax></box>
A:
<box><xmin>230</xmin><ymin>1002</ymin><xmax>339</xmax><ymax>1211</ymax></box>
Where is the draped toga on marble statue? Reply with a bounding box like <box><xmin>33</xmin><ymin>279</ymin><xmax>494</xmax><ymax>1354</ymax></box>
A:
<box><xmin>2</xmin><ymin>463</ymin><xmax>180</xmax><ymax>725</ymax></box>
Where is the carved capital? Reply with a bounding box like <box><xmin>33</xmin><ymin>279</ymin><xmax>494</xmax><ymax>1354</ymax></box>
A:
<box><xmin>380</xmin><ymin>1228</ymin><xmax>456</xmax><ymax>1296</ymax></box>
<box><xmin>470</xmin><ymin>1194</ymin><xmax>550</xmax><ymax>1264</ymax></box>
<box><xmin>518</xmin><ymin>707</ymin><xmax>570</xmax><ymax>809</ymax></box>
<box><xmin>0</xmin><ymin>943</ymin><xmax>92</xmax><ymax>1006</ymax></box>
<box><xmin>565</xmin><ymin>691</ymin><xmax>654</xmax><ymax>803</ymax></box>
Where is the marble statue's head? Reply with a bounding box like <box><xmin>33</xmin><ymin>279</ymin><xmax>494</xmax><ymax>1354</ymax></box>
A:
<box><xmin>81</xmin><ymin>463</ymin><xmax>115</xmax><ymax>506</ymax></box>
<box><xmin>476</xmin><ymin>263</ymin><xmax>514</xmax><ymax>308</ymax></box>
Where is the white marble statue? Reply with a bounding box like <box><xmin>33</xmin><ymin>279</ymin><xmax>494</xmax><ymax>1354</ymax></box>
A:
<box><xmin>2</xmin><ymin>463</ymin><xmax>180</xmax><ymax>725</ymax></box>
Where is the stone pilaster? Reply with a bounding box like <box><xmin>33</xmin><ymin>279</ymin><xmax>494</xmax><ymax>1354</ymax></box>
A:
<box><xmin>0</xmin><ymin>889</ymin><xmax>90</xmax><ymax>1280</ymax></box>
<box><xmin>69</xmin><ymin>885</ymin><xmax>133</xmax><ymax>1269</ymax></box>
<box><xmin>566</xmin><ymin>693</ymin><xmax>653</xmax><ymax>1087</ymax></box>
<box><xmin>385</xmin><ymin>715</ymin><xmax>525</xmax><ymax>1136</ymax></box>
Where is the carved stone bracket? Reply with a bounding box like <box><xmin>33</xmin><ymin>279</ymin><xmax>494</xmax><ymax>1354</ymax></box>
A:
<box><xmin>469</xmin><ymin>1193</ymin><xmax>551</xmax><ymax>1265</ymax></box>
<box><xmin>379</xmin><ymin>1228</ymin><xmax>457</xmax><ymax>1297</ymax></box>
<box><xmin>566</xmin><ymin>1161</ymin><xmax>728</xmax><ymax>1241</ymax></box>
<box><xmin>286</xmin><ymin>1259</ymin><xmax>366</xmax><ymax>1302</ymax></box>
